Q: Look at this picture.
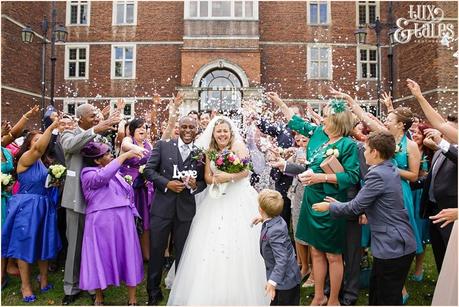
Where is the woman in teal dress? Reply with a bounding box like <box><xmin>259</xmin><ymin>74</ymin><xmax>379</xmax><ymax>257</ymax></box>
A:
<box><xmin>334</xmin><ymin>89</ymin><xmax>422</xmax><ymax>304</ymax></box>
<box><xmin>267</xmin><ymin>92</ymin><xmax>360</xmax><ymax>306</ymax></box>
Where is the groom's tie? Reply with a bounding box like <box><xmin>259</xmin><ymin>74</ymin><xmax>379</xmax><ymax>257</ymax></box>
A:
<box><xmin>180</xmin><ymin>144</ymin><xmax>190</xmax><ymax>161</ymax></box>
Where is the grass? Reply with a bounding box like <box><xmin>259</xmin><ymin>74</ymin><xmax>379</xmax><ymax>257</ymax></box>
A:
<box><xmin>1</xmin><ymin>245</ymin><xmax>438</xmax><ymax>306</ymax></box>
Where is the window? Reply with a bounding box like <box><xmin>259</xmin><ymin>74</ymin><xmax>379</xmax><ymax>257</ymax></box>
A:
<box><xmin>358</xmin><ymin>47</ymin><xmax>378</xmax><ymax>79</ymax></box>
<box><xmin>307</xmin><ymin>1</ymin><xmax>329</xmax><ymax>25</ymax></box>
<box><xmin>110</xmin><ymin>99</ymin><xmax>135</xmax><ymax>119</ymax></box>
<box><xmin>307</xmin><ymin>46</ymin><xmax>332</xmax><ymax>80</ymax></box>
<box><xmin>113</xmin><ymin>0</ymin><xmax>137</xmax><ymax>25</ymax></box>
<box><xmin>199</xmin><ymin>69</ymin><xmax>242</xmax><ymax>112</ymax></box>
<box><xmin>66</xmin><ymin>0</ymin><xmax>89</xmax><ymax>25</ymax></box>
<box><xmin>65</xmin><ymin>45</ymin><xmax>89</xmax><ymax>79</ymax></box>
<box><xmin>357</xmin><ymin>1</ymin><xmax>378</xmax><ymax>25</ymax></box>
<box><xmin>185</xmin><ymin>0</ymin><xmax>258</xmax><ymax>20</ymax></box>
<box><xmin>64</xmin><ymin>100</ymin><xmax>87</xmax><ymax>115</ymax></box>
<box><xmin>111</xmin><ymin>45</ymin><xmax>136</xmax><ymax>79</ymax></box>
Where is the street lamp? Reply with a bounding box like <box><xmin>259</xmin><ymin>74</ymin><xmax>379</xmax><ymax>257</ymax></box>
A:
<box><xmin>20</xmin><ymin>2</ymin><xmax>67</xmax><ymax>129</ymax></box>
<box><xmin>355</xmin><ymin>17</ymin><xmax>394</xmax><ymax>117</ymax></box>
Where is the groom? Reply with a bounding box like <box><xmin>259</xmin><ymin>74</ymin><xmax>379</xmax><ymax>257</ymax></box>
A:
<box><xmin>144</xmin><ymin>116</ymin><xmax>207</xmax><ymax>305</ymax></box>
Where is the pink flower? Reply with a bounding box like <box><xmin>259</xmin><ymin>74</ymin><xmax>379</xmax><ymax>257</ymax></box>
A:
<box><xmin>227</xmin><ymin>154</ymin><xmax>235</xmax><ymax>162</ymax></box>
<box><xmin>216</xmin><ymin>158</ymin><xmax>224</xmax><ymax>166</ymax></box>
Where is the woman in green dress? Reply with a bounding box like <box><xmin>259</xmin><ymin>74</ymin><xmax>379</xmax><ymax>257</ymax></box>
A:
<box><xmin>331</xmin><ymin>88</ymin><xmax>421</xmax><ymax>304</ymax></box>
<box><xmin>267</xmin><ymin>92</ymin><xmax>360</xmax><ymax>306</ymax></box>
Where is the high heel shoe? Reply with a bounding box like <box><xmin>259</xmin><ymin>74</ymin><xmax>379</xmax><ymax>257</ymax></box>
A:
<box><xmin>409</xmin><ymin>271</ymin><xmax>424</xmax><ymax>282</ymax></box>
<box><xmin>22</xmin><ymin>294</ymin><xmax>37</xmax><ymax>303</ymax></box>
<box><xmin>40</xmin><ymin>283</ymin><xmax>54</xmax><ymax>293</ymax></box>
<box><xmin>402</xmin><ymin>293</ymin><xmax>410</xmax><ymax>305</ymax></box>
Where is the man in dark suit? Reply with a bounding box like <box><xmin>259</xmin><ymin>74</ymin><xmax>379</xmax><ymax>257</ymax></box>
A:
<box><xmin>144</xmin><ymin>116</ymin><xmax>207</xmax><ymax>305</ymax></box>
<box><xmin>419</xmin><ymin>128</ymin><xmax>458</xmax><ymax>272</ymax></box>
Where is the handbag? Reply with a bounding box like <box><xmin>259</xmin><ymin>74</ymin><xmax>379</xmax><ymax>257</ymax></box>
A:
<box><xmin>320</xmin><ymin>155</ymin><xmax>344</xmax><ymax>174</ymax></box>
<box><xmin>135</xmin><ymin>216</ymin><xmax>144</xmax><ymax>236</ymax></box>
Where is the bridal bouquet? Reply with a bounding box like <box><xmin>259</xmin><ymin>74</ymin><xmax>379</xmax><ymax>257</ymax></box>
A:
<box><xmin>207</xmin><ymin>149</ymin><xmax>252</xmax><ymax>199</ymax></box>
<box><xmin>46</xmin><ymin>164</ymin><xmax>67</xmax><ymax>187</ymax></box>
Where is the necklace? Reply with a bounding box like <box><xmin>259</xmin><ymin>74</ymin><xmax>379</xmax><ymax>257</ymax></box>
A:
<box><xmin>305</xmin><ymin>137</ymin><xmax>342</xmax><ymax>166</ymax></box>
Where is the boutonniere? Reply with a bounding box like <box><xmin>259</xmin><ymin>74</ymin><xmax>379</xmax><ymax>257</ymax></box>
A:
<box><xmin>123</xmin><ymin>175</ymin><xmax>133</xmax><ymax>185</ymax></box>
<box><xmin>139</xmin><ymin>165</ymin><xmax>146</xmax><ymax>175</ymax></box>
<box><xmin>191</xmin><ymin>146</ymin><xmax>206</xmax><ymax>165</ymax></box>
<box><xmin>324</xmin><ymin>147</ymin><xmax>340</xmax><ymax>158</ymax></box>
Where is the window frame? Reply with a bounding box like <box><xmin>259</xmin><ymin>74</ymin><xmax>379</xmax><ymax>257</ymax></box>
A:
<box><xmin>64</xmin><ymin>44</ymin><xmax>90</xmax><ymax>80</ymax></box>
<box><xmin>356</xmin><ymin>45</ymin><xmax>378</xmax><ymax>80</ymax></box>
<box><xmin>63</xmin><ymin>99</ymin><xmax>88</xmax><ymax>116</ymax></box>
<box><xmin>184</xmin><ymin>0</ymin><xmax>259</xmax><ymax>20</ymax></box>
<box><xmin>307</xmin><ymin>45</ymin><xmax>333</xmax><ymax>80</ymax></box>
<box><xmin>66</xmin><ymin>0</ymin><xmax>91</xmax><ymax>26</ymax></box>
<box><xmin>111</xmin><ymin>44</ymin><xmax>136</xmax><ymax>80</ymax></box>
<box><xmin>110</xmin><ymin>99</ymin><xmax>136</xmax><ymax>120</ymax></box>
<box><xmin>306</xmin><ymin>0</ymin><xmax>331</xmax><ymax>26</ymax></box>
<box><xmin>356</xmin><ymin>0</ymin><xmax>380</xmax><ymax>26</ymax></box>
<box><xmin>112</xmin><ymin>0</ymin><xmax>138</xmax><ymax>26</ymax></box>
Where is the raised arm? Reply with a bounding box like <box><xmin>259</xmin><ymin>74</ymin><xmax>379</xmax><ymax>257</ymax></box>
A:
<box><xmin>266</xmin><ymin>92</ymin><xmax>294</xmax><ymax>122</ymax></box>
<box><xmin>17</xmin><ymin>117</ymin><xmax>59</xmax><ymax>172</ymax></box>
<box><xmin>161</xmin><ymin>92</ymin><xmax>184</xmax><ymax>140</ymax></box>
<box><xmin>407</xmin><ymin>79</ymin><xmax>458</xmax><ymax>143</ymax></box>
<box><xmin>120</xmin><ymin>136</ymin><xmax>149</xmax><ymax>156</ymax></box>
<box><xmin>2</xmin><ymin>105</ymin><xmax>40</xmax><ymax>147</ymax></box>
<box><xmin>381</xmin><ymin>91</ymin><xmax>394</xmax><ymax>113</ymax></box>
<box><xmin>329</xmin><ymin>87</ymin><xmax>387</xmax><ymax>133</ymax></box>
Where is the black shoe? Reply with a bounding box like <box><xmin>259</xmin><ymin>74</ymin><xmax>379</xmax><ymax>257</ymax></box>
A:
<box><xmin>163</xmin><ymin>257</ymin><xmax>173</xmax><ymax>271</ymax></box>
<box><xmin>62</xmin><ymin>293</ymin><xmax>80</xmax><ymax>305</ymax></box>
<box><xmin>148</xmin><ymin>293</ymin><xmax>164</xmax><ymax>306</ymax></box>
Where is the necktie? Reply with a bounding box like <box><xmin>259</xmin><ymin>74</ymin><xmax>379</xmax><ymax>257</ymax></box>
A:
<box><xmin>181</xmin><ymin>144</ymin><xmax>190</xmax><ymax>161</ymax></box>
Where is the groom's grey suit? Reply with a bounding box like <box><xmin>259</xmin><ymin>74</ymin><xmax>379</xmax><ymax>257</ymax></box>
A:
<box><xmin>144</xmin><ymin>138</ymin><xmax>206</xmax><ymax>300</ymax></box>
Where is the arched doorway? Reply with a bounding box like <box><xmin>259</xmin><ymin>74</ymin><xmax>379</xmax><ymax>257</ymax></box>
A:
<box><xmin>199</xmin><ymin>68</ymin><xmax>242</xmax><ymax>113</ymax></box>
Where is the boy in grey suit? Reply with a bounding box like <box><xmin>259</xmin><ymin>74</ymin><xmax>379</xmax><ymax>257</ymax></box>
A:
<box><xmin>313</xmin><ymin>131</ymin><xmax>416</xmax><ymax>305</ymax></box>
<box><xmin>253</xmin><ymin>189</ymin><xmax>301</xmax><ymax>306</ymax></box>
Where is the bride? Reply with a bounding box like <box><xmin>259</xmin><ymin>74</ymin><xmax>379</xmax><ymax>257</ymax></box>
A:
<box><xmin>167</xmin><ymin>116</ymin><xmax>270</xmax><ymax>306</ymax></box>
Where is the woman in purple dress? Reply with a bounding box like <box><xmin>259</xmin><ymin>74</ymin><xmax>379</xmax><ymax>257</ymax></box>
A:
<box><xmin>79</xmin><ymin>142</ymin><xmax>144</xmax><ymax>305</ymax></box>
<box><xmin>119</xmin><ymin>118</ymin><xmax>154</xmax><ymax>261</ymax></box>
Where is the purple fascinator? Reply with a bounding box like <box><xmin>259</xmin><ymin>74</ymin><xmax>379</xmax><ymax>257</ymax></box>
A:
<box><xmin>80</xmin><ymin>141</ymin><xmax>111</xmax><ymax>158</ymax></box>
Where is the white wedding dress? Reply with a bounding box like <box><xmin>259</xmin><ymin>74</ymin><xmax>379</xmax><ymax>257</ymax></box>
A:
<box><xmin>167</xmin><ymin>162</ymin><xmax>270</xmax><ymax>306</ymax></box>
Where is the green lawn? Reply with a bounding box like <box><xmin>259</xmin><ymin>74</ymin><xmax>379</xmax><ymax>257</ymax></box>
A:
<box><xmin>1</xmin><ymin>245</ymin><xmax>438</xmax><ymax>306</ymax></box>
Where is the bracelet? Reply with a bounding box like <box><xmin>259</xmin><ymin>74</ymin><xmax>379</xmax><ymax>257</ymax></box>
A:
<box><xmin>23</xmin><ymin>115</ymin><xmax>29</xmax><ymax>120</ymax></box>
<box><xmin>324</xmin><ymin>174</ymin><xmax>328</xmax><ymax>183</ymax></box>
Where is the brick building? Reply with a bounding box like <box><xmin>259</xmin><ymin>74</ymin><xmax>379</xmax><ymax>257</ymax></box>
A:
<box><xmin>1</xmin><ymin>1</ymin><xmax>457</xmax><ymax>133</ymax></box>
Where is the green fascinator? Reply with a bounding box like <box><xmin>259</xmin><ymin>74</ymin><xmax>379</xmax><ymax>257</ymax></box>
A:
<box><xmin>328</xmin><ymin>99</ymin><xmax>347</xmax><ymax>114</ymax></box>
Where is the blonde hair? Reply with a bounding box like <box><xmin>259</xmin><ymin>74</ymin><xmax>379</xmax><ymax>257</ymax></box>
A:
<box><xmin>325</xmin><ymin>110</ymin><xmax>355</xmax><ymax>137</ymax></box>
<box><xmin>209</xmin><ymin>119</ymin><xmax>234</xmax><ymax>151</ymax></box>
<box><xmin>258</xmin><ymin>189</ymin><xmax>284</xmax><ymax>217</ymax></box>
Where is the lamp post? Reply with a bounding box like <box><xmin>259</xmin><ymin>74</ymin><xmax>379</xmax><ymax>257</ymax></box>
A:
<box><xmin>355</xmin><ymin>17</ymin><xmax>395</xmax><ymax>117</ymax></box>
<box><xmin>21</xmin><ymin>2</ymin><xmax>67</xmax><ymax>129</ymax></box>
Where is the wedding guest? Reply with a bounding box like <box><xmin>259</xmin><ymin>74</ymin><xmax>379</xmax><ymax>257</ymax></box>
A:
<box><xmin>79</xmin><ymin>142</ymin><xmax>144</xmax><ymax>306</ymax></box>
<box><xmin>268</xmin><ymin>92</ymin><xmax>360</xmax><ymax>306</ymax></box>
<box><xmin>1</xmin><ymin>105</ymin><xmax>39</xmax><ymax>148</ymax></box>
<box><xmin>409</xmin><ymin>123</ymin><xmax>434</xmax><ymax>281</ymax></box>
<box><xmin>334</xmin><ymin>88</ymin><xmax>422</xmax><ymax>303</ymax></box>
<box><xmin>418</xmin><ymin>126</ymin><xmax>457</xmax><ymax>272</ymax></box>
<box><xmin>120</xmin><ymin>118</ymin><xmax>154</xmax><ymax>261</ymax></box>
<box><xmin>313</xmin><ymin>131</ymin><xmax>416</xmax><ymax>306</ymax></box>
<box><xmin>198</xmin><ymin>110</ymin><xmax>211</xmax><ymax>130</ymax></box>
<box><xmin>255</xmin><ymin>105</ymin><xmax>299</xmax><ymax>230</ymax></box>
<box><xmin>2</xmin><ymin>119</ymin><xmax>62</xmax><ymax>302</ymax></box>
<box><xmin>61</xmin><ymin>104</ymin><xmax>121</xmax><ymax>305</ymax></box>
<box><xmin>187</xmin><ymin>110</ymin><xmax>199</xmax><ymax>122</ymax></box>
<box><xmin>253</xmin><ymin>189</ymin><xmax>301</xmax><ymax>306</ymax></box>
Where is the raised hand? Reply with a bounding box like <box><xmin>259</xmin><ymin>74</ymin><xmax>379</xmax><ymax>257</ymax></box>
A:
<box><xmin>424</xmin><ymin>128</ymin><xmax>442</xmax><ymax>145</ymax></box>
<box><xmin>1</xmin><ymin>121</ymin><xmax>12</xmax><ymax>137</ymax></box>
<box><xmin>101</xmin><ymin>105</ymin><xmax>111</xmax><ymax>119</ymax></box>
<box><xmin>94</xmin><ymin>110</ymin><xmax>122</xmax><ymax>134</ymax></box>
<box><xmin>26</xmin><ymin>105</ymin><xmax>40</xmax><ymax>118</ymax></box>
<box><xmin>115</xmin><ymin>98</ymin><xmax>126</xmax><ymax>112</ymax></box>
<box><xmin>406</xmin><ymin>79</ymin><xmax>422</xmax><ymax>98</ymax></box>
<box><xmin>173</xmin><ymin>92</ymin><xmax>185</xmax><ymax>107</ymax></box>
<box><xmin>381</xmin><ymin>91</ymin><xmax>394</xmax><ymax>112</ymax></box>
<box><xmin>265</xmin><ymin>92</ymin><xmax>283</xmax><ymax>106</ymax></box>
<box><xmin>268</xmin><ymin>157</ymin><xmax>286</xmax><ymax>170</ymax></box>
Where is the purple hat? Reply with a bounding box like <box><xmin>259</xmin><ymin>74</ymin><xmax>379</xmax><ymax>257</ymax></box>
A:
<box><xmin>80</xmin><ymin>141</ymin><xmax>110</xmax><ymax>158</ymax></box>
